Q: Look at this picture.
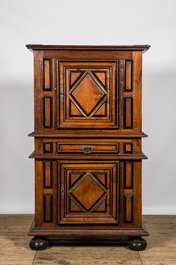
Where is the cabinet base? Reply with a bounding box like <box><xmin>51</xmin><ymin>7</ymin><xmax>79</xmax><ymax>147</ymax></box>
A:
<box><xmin>29</xmin><ymin>235</ymin><xmax>147</xmax><ymax>251</ymax></box>
<box><xmin>128</xmin><ymin>237</ymin><xmax>147</xmax><ymax>251</ymax></box>
<box><xmin>29</xmin><ymin>218</ymin><xmax>149</xmax><ymax>237</ymax></box>
<box><xmin>29</xmin><ymin>219</ymin><xmax>148</xmax><ymax>251</ymax></box>
<box><xmin>29</xmin><ymin>236</ymin><xmax>48</xmax><ymax>251</ymax></box>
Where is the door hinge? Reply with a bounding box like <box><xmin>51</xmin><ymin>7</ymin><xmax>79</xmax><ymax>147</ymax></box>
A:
<box><xmin>61</xmin><ymin>184</ymin><xmax>64</xmax><ymax>198</ymax></box>
<box><xmin>119</xmin><ymin>101</ymin><xmax>121</xmax><ymax>119</ymax></box>
<box><xmin>60</xmin><ymin>86</ymin><xmax>64</xmax><ymax>102</ymax></box>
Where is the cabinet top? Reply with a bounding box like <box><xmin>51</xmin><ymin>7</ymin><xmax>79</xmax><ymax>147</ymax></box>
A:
<box><xmin>26</xmin><ymin>44</ymin><xmax>150</xmax><ymax>53</ymax></box>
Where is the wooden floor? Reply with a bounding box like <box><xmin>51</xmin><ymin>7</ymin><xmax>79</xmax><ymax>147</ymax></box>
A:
<box><xmin>0</xmin><ymin>215</ymin><xmax>175</xmax><ymax>264</ymax></box>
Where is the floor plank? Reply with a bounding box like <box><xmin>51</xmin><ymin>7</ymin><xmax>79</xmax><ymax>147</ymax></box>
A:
<box><xmin>34</xmin><ymin>245</ymin><xmax>142</xmax><ymax>264</ymax></box>
<box><xmin>0</xmin><ymin>215</ymin><xmax>176</xmax><ymax>265</ymax></box>
<box><xmin>0</xmin><ymin>215</ymin><xmax>35</xmax><ymax>265</ymax></box>
<box><xmin>140</xmin><ymin>216</ymin><xmax>176</xmax><ymax>265</ymax></box>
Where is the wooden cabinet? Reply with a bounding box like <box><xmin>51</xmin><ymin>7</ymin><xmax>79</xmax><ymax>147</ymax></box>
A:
<box><xmin>27</xmin><ymin>44</ymin><xmax>150</xmax><ymax>251</ymax></box>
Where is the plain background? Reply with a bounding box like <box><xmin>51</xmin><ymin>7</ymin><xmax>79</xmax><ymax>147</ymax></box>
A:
<box><xmin>0</xmin><ymin>0</ymin><xmax>176</xmax><ymax>214</ymax></box>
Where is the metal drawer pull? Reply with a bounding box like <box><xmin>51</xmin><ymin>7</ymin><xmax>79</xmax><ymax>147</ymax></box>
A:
<box><xmin>80</xmin><ymin>145</ymin><xmax>95</xmax><ymax>154</ymax></box>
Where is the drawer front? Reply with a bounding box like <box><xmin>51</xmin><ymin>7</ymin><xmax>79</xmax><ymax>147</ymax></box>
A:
<box><xmin>57</xmin><ymin>141</ymin><xmax>118</xmax><ymax>154</ymax></box>
<box><xmin>35</xmin><ymin>138</ymin><xmax>141</xmax><ymax>155</ymax></box>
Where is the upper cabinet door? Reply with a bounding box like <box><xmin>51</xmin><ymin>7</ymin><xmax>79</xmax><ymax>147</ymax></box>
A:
<box><xmin>57</xmin><ymin>61</ymin><xmax>119</xmax><ymax>129</ymax></box>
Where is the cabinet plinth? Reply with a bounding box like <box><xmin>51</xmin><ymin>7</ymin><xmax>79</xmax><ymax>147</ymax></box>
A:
<box><xmin>27</xmin><ymin>44</ymin><xmax>150</xmax><ymax>250</ymax></box>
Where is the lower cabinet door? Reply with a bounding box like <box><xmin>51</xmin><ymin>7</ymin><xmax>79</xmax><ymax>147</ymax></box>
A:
<box><xmin>58</xmin><ymin>161</ymin><xmax>119</xmax><ymax>224</ymax></box>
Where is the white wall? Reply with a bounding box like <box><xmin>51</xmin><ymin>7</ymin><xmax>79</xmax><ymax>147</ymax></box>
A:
<box><xmin>0</xmin><ymin>0</ymin><xmax>176</xmax><ymax>214</ymax></box>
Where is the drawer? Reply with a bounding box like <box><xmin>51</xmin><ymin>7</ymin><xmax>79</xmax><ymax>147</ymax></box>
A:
<box><xmin>35</xmin><ymin>138</ymin><xmax>141</xmax><ymax>155</ymax></box>
<box><xmin>57</xmin><ymin>141</ymin><xmax>119</xmax><ymax>154</ymax></box>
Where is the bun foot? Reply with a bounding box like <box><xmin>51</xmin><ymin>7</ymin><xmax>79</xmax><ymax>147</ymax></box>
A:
<box><xmin>128</xmin><ymin>237</ymin><xmax>147</xmax><ymax>251</ymax></box>
<box><xmin>29</xmin><ymin>237</ymin><xmax>48</xmax><ymax>250</ymax></box>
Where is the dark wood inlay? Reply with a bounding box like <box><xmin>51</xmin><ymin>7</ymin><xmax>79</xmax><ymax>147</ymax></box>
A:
<box><xmin>124</xmin><ymin>161</ymin><xmax>133</xmax><ymax>189</ymax></box>
<box><xmin>43</xmin><ymin>59</ymin><xmax>52</xmax><ymax>91</ymax></box>
<box><xmin>123</xmin><ymin>97</ymin><xmax>133</xmax><ymax>129</ymax></box>
<box><xmin>123</xmin><ymin>60</ymin><xmax>133</xmax><ymax>91</ymax></box>
<box><xmin>43</xmin><ymin>141</ymin><xmax>53</xmax><ymax>153</ymax></box>
<box><xmin>43</xmin><ymin>96</ymin><xmax>53</xmax><ymax>128</ymax></box>
<box><xmin>124</xmin><ymin>194</ymin><xmax>133</xmax><ymax>223</ymax></box>
<box><xmin>43</xmin><ymin>194</ymin><xmax>53</xmax><ymax>223</ymax></box>
<box><xmin>43</xmin><ymin>160</ymin><xmax>53</xmax><ymax>189</ymax></box>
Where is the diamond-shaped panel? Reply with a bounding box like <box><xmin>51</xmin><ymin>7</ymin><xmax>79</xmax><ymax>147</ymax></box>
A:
<box><xmin>70</xmin><ymin>173</ymin><xmax>106</xmax><ymax>211</ymax></box>
<box><xmin>70</xmin><ymin>72</ymin><xmax>106</xmax><ymax>115</ymax></box>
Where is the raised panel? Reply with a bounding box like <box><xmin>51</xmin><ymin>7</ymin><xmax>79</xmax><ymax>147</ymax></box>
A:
<box><xmin>70</xmin><ymin>173</ymin><xmax>106</xmax><ymax>212</ymax></box>
<box><xmin>124</xmin><ymin>161</ymin><xmax>133</xmax><ymax>189</ymax></box>
<box><xmin>58</xmin><ymin>162</ymin><xmax>119</xmax><ymax>224</ymax></box>
<box><xmin>123</xmin><ymin>142</ymin><xmax>133</xmax><ymax>153</ymax></box>
<box><xmin>123</xmin><ymin>97</ymin><xmax>133</xmax><ymax>129</ymax></box>
<box><xmin>70</xmin><ymin>71</ymin><xmax>107</xmax><ymax>116</ymax></box>
<box><xmin>58</xmin><ymin>61</ymin><xmax>118</xmax><ymax>129</ymax></box>
<box><xmin>43</xmin><ymin>193</ymin><xmax>53</xmax><ymax>222</ymax></box>
<box><xmin>92</xmin><ymin>71</ymin><xmax>107</xmax><ymax>88</ymax></box>
<box><xmin>70</xmin><ymin>71</ymin><xmax>85</xmax><ymax>88</ymax></box>
<box><xmin>43</xmin><ymin>141</ymin><xmax>53</xmax><ymax>153</ymax></box>
<box><xmin>92</xmin><ymin>172</ymin><xmax>107</xmax><ymax>188</ymax></box>
<box><xmin>69</xmin><ymin>196</ymin><xmax>85</xmax><ymax>212</ymax></box>
<box><xmin>43</xmin><ymin>96</ymin><xmax>53</xmax><ymax>128</ymax></box>
<box><xmin>124</xmin><ymin>60</ymin><xmax>133</xmax><ymax>91</ymax></box>
<box><xmin>91</xmin><ymin>196</ymin><xmax>107</xmax><ymax>212</ymax></box>
<box><xmin>43</xmin><ymin>160</ymin><xmax>53</xmax><ymax>188</ymax></box>
<box><xmin>57</xmin><ymin>141</ymin><xmax>118</xmax><ymax>154</ymax></box>
<box><xmin>69</xmin><ymin>172</ymin><xmax>85</xmax><ymax>188</ymax></box>
<box><xmin>43</xmin><ymin>59</ymin><xmax>52</xmax><ymax>91</ymax></box>
<box><xmin>92</xmin><ymin>98</ymin><xmax>107</xmax><ymax>117</ymax></box>
<box><xmin>124</xmin><ymin>194</ymin><xmax>133</xmax><ymax>223</ymax></box>
<box><xmin>69</xmin><ymin>98</ymin><xmax>85</xmax><ymax>117</ymax></box>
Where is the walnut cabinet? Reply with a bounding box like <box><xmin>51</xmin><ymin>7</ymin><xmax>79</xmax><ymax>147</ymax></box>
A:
<box><xmin>26</xmin><ymin>45</ymin><xmax>150</xmax><ymax>250</ymax></box>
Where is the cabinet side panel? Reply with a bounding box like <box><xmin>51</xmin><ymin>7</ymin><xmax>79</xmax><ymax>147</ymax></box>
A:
<box><xmin>133</xmin><ymin>160</ymin><xmax>142</xmax><ymax>227</ymax></box>
<box><xmin>34</xmin><ymin>53</ymin><xmax>56</xmax><ymax>131</ymax></box>
<box><xmin>34</xmin><ymin>51</ymin><xmax>43</xmax><ymax>130</ymax></box>
<box><xmin>33</xmin><ymin>52</ymin><xmax>39</xmax><ymax>130</ymax></box>
<box><xmin>35</xmin><ymin>138</ymin><xmax>43</xmax><ymax>153</ymax></box>
<box><xmin>35</xmin><ymin>160</ymin><xmax>57</xmax><ymax>227</ymax></box>
<box><xmin>35</xmin><ymin>160</ymin><xmax>43</xmax><ymax>227</ymax></box>
<box><xmin>121</xmin><ymin>159</ymin><xmax>142</xmax><ymax>228</ymax></box>
<box><xmin>133</xmin><ymin>52</ymin><xmax>142</xmax><ymax>131</ymax></box>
